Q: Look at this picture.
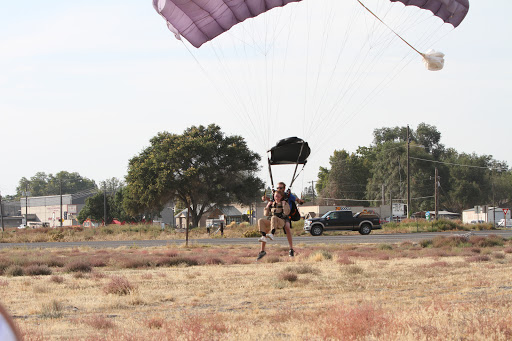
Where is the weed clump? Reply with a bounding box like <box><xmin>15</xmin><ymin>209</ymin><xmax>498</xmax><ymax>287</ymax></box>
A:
<box><xmin>104</xmin><ymin>276</ymin><xmax>136</xmax><ymax>296</ymax></box>
<box><xmin>279</xmin><ymin>271</ymin><xmax>298</xmax><ymax>282</ymax></box>
<box><xmin>466</xmin><ymin>255</ymin><xmax>491</xmax><ymax>263</ymax></box>
<box><xmin>82</xmin><ymin>315</ymin><xmax>115</xmax><ymax>330</ymax></box>
<box><xmin>5</xmin><ymin>265</ymin><xmax>24</xmax><ymax>277</ymax></box>
<box><xmin>65</xmin><ymin>260</ymin><xmax>92</xmax><ymax>273</ymax></box>
<box><xmin>310</xmin><ymin>250</ymin><xmax>333</xmax><ymax>262</ymax></box>
<box><xmin>285</xmin><ymin>264</ymin><xmax>319</xmax><ymax>275</ymax></box>
<box><xmin>40</xmin><ymin>300</ymin><xmax>64</xmax><ymax>319</ymax></box>
<box><xmin>49</xmin><ymin>275</ymin><xmax>64</xmax><ymax>284</ymax></box>
<box><xmin>24</xmin><ymin>265</ymin><xmax>52</xmax><ymax>276</ymax></box>
<box><xmin>378</xmin><ymin>244</ymin><xmax>393</xmax><ymax>250</ymax></box>
<box><xmin>470</xmin><ymin>235</ymin><xmax>504</xmax><ymax>247</ymax></box>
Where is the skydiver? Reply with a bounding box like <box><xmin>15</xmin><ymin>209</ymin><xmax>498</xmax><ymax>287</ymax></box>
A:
<box><xmin>260</xmin><ymin>182</ymin><xmax>303</xmax><ymax>257</ymax></box>
<box><xmin>257</xmin><ymin>190</ymin><xmax>290</xmax><ymax>261</ymax></box>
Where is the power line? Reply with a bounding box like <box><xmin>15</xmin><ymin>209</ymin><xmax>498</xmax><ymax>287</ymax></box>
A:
<box><xmin>410</xmin><ymin>156</ymin><xmax>503</xmax><ymax>170</ymax></box>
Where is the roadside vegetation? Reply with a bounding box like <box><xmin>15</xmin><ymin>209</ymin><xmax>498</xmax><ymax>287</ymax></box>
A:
<box><xmin>1</xmin><ymin>235</ymin><xmax>512</xmax><ymax>340</ymax></box>
<box><xmin>0</xmin><ymin>218</ymin><xmax>498</xmax><ymax>244</ymax></box>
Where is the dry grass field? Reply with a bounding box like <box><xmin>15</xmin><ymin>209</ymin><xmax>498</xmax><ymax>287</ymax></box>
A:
<box><xmin>1</xmin><ymin>234</ymin><xmax>512</xmax><ymax>340</ymax></box>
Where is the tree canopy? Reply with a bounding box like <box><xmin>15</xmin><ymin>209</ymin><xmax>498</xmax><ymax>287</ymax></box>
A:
<box><xmin>123</xmin><ymin>124</ymin><xmax>263</xmax><ymax>226</ymax></box>
<box><xmin>316</xmin><ymin>123</ymin><xmax>511</xmax><ymax>214</ymax></box>
<box><xmin>16</xmin><ymin>171</ymin><xmax>97</xmax><ymax>197</ymax></box>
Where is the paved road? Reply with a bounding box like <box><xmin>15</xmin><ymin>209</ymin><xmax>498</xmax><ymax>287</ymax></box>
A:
<box><xmin>1</xmin><ymin>230</ymin><xmax>511</xmax><ymax>249</ymax></box>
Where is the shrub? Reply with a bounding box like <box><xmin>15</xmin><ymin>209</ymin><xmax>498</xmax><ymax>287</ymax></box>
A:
<box><xmin>5</xmin><ymin>265</ymin><xmax>24</xmax><ymax>277</ymax></box>
<box><xmin>466</xmin><ymin>255</ymin><xmax>491</xmax><ymax>263</ymax></box>
<box><xmin>145</xmin><ymin>316</ymin><xmax>165</xmax><ymax>329</ymax></box>
<box><xmin>470</xmin><ymin>235</ymin><xmax>504</xmax><ymax>247</ymax></box>
<box><xmin>493</xmin><ymin>252</ymin><xmax>505</xmax><ymax>259</ymax></box>
<box><xmin>64</xmin><ymin>260</ymin><xmax>92</xmax><ymax>273</ymax></box>
<box><xmin>285</xmin><ymin>264</ymin><xmax>319</xmax><ymax>275</ymax></box>
<box><xmin>310</xmin><ymin>250</ymin><xmax>333</xmax><ymax>261</ymax></box>
<box><xmin>433</xmin><ymin>219</ymin><xmax>459</xmax><ymax>231</ymax></box>
<box><xmin>49</xmin><ymin>275</ymin><xmax>64</xmax><ymax>284</ymax></box>
<box><xmin>24</xmin><ymin>265</ymin><xmax>52</xmax><ymax>276</ymax></box>
<box><xmin>82</xmin><ymin>315</ymin><xmax>115</xmax><ymax>330</ymax></box>
<box><xmin>420</xmin><ymin>239</ymin><xmax>433</xmax><ymax>248</ymax></box>
<box><xmin>378</xmin><ymin>244</ymin><xmax>393</xmax><ymax>250</ymax></box>
<box><xmin>504</xmin><ymin>247</ymin><xmax>512</xmax><ymax>254</ymax></box>
<box><xmin>315</xmin><ymin>303</ymin><xmax>388</xmax><ymax>340</ymax></box>
<box><xmin>432</xmin><ymin>236</ymin><xmax>470</xmax><ymax>248</ymax></box>
<box><xmin>40</xmin><ymin>300</ymin><xmax>64</xmax><ymax>319</ymax></box>
<box><xmin>202</xmin><ymin>257</ymin><xmax>224</xmax><ymax>265</ymax></box>
<box><xmin>121</xmin><ymin>256</ymin><xmax>154</xmax><ymax>269</ymax></box>
<box><xmin>243</xmin><ymin>230</ymin><xmax>261</xmax><ymax>238</ymax></box>
<box><xmin>279</xmin><ymin>271</ymin><xmax>298</xmax><ymax>282</ymax></box>
<box><xmin>344</xmin><ymin>265</ymin><xmax>364</xmax><ymax>275</ymax></box>
<box><xmin>104</xmin><ymin>276</ymin><xmax>136</xmax><ymax>295</ymax></box>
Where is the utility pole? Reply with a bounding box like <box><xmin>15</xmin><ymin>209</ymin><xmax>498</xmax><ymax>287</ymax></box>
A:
<box><xmin>186</xmin><ymin>206</ymin><xmax>190</xmax><ymax>247</ymax></box>
<box><xmin>103</xmin><ymin>182</ymin><xmax>107</xmax><ymax>226</ymax></box>
<box><xmin>382</xmin><ymin>184</ymin><xmax>385</xmax><ymax>205</ymax></box>
<box><xmin>25</xmin><ymin>183</ymin><xmax>29</xmax><ymax>226</ymax></box>
<box><xmin>407</xmin><ymin>125</ymin><xmax>411</xmax><ymax>218</ymax></box>
<box><xmin>59</xmin><ymin>178</ymin><xmax>63</xmax><ymax>227</ymax></box>
<box><xmin>434</xmin><ymin>167</ymin><xmax>439</xmax><ymax>221</ymax></box>
<box><xmin>309</xmin><ymin>180</ymin><xmax>316</xmax><ymax>204</ymax></box>
<box><xmin>0</xmin><ymin>192</ymin><xmax>4</xmax><ymax>232</ymax></box>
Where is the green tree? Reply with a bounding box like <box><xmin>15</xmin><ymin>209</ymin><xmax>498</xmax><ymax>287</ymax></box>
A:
<box><xmin>16</xmin><ymin>171</ymin><xmax>96</xmax><ymax>197</ymax></box>
<box><xmin>123</xmin><ymin>124</ymin><xmax>263</xmax><ymax>227</ymax></box>
<box><xmin>77</xmin><ymin>191</ymin><xmax>109</xmax><ymax>224</ymax></box>
<box><xmin>318</xmin><ymin>149</ymin><xmax>371</xmax><ymax>206</ymax></box>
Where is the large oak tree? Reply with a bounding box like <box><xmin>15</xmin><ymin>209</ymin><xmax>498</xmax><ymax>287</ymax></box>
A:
<box><xmin>123</xmin><ymin>124</ymin><xmax>263</xmax><ymax>227</ymax></box>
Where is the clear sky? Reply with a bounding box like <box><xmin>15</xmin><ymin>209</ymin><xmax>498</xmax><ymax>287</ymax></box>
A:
<box><xmin>1</xmin><ymin>1</ymin><xmax>510</xmax><ymax>196</ymax></box>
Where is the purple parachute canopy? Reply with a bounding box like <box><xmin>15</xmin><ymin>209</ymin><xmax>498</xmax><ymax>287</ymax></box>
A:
<box><xmin>391</xmin><ymin>0</ymin><xmax>469</xmax><ymax>28</ymax></box>
<box><xmin>153</xmin><ymin>0</ymin><xmax>470</xmax><ymax>48</ymax></box>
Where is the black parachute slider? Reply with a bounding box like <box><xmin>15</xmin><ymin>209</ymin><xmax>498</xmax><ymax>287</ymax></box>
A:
<box><xmin>269</xmin><ymin>137</ymin><xmax>310</xmax><ymax>165</ymax></box>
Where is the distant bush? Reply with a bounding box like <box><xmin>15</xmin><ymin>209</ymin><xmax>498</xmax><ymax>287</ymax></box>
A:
<box><xmin>432</xmin><ymin>236</ymin><xmax>470</xmax><ymax>248</ymax></box>
<box><xmin>104</xmin><ymin>276</ymin><xmax>136</xmax><ymax>296</ymax></box>
<box><xmin>279</xmin><ymin>271</ymin><xmax>298</xmax><ymax>282</ymax></box>
<box><xmin>40</xmin><ymin>300</ymin><xmax>64</xmax><ymax>319</ymax></box>
<box><xmin>49</xmin><ymin>275</ymin><xmax>64</xmax><ymax>284</ymax></box>
<box><xmin>5</xmin><ymin>265</ymin><xmax>24</xmax><ymax>277</ymax></box>
<box><xmin>466</xmin><ymin>255</ymin><xmax>490</xmax><ymax>262</ymax></box>
<box><xmin>469</xmin><ymin>235</ymin><xmax>504</xmax><ymax>247</ymax></box>
<box><xmin>82</xmin><ymin>315</ymin><xmax>115</xmax><ymax>330</ymax></box>
<box><xmin>378</xmin><ymin>244</ymin><xmax>393</xmax><ymax>250</ymax></box>
<box><xmin>433</xmin><ymin>219</ymin><xmax>460</xmax><ymax>231</ymax></box>
<box><xmin>243</xmin><ymin>230</ymin><xmax>261</xmax><ymax>238</ymax></box>
<box><xmin>420</xmin><ymin>239</ymin><xmax>433</xmax><ymax>248</ymax></box>
<box><xmin>64</xmin><ymin>260</ymin><xmax>92</xmax><ymax>273</ymax></box>
<box><xmin>24</xmin><ymin>265</ymin><xmax>52</xmax><ymax>276</ymax></box>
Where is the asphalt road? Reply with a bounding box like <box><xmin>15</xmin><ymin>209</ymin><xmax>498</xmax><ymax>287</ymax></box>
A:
<box><xmin>1</xmin><ymin>230</ymin><xmax>511</xmax><ymax>249</ymax></box>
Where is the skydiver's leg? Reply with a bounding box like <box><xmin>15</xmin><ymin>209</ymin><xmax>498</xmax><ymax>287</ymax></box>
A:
<box><xmin>258</xmin><ymin>219</ymin><xmax>271</xmax><ymax>252</ymax></box>
<box><xmin>284</xmin><ymin>220</ymin><xmax>293</xmax><ymax>250</ymax></box>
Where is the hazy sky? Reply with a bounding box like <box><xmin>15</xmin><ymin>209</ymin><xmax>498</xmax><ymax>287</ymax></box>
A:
<box><xmin>1</xmin><ymin>1</ymin><xmax>510</xmax><ymax>196</ymax></box>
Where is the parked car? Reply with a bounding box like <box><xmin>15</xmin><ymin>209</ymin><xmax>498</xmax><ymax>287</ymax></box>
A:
<box><xmin>304</xmin><ymin>209</ymin><xmax>382</xmax><ymax>236</ymax></box>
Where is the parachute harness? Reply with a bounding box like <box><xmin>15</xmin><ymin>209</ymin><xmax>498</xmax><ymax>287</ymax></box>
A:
<box><xmin>357</xmin><ymin>0</ymin><xmax>445</xmax><ymax>71</ymax></box>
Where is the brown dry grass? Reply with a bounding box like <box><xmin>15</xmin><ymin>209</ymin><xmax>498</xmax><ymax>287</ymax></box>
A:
<box><xmin>1</xmin><ymin>236</ymin><xmax>512</xmax><ymax>340</ymax></box>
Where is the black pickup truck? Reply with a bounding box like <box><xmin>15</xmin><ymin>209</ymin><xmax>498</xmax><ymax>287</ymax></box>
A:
<box><xmin>304</xmin><ymin>210</ymin><xmax>382</xmax><ymax>236</ymax></box>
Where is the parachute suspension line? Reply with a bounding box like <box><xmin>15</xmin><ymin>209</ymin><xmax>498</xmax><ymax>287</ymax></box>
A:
<box><xmin>357</xmin><ymin>0</ymin><xmax>423</xmax><ymax>57</ymax></box>
<box><xmin>304</xmin><ymin>4</ymin><xmax>361</xmax><ymax>139</ymax></box>
<box><xmin>309</xmin><ymin>1</ymin><xmax>337</xmax><ymax>125</ymax></box>
<box><xmin>179</xmin><ymin>40</ymin><xmax>259</xmax><ymax>147</ymax></box>
<box><xmin>208</xmin><ymin>41</ymin><xmax>265</xmax><ymax>150</ymax></box>
<box><xmin>289</xmin><ymin>142</ymin><xmax>306</xmax><ymax>189</ymax></box>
